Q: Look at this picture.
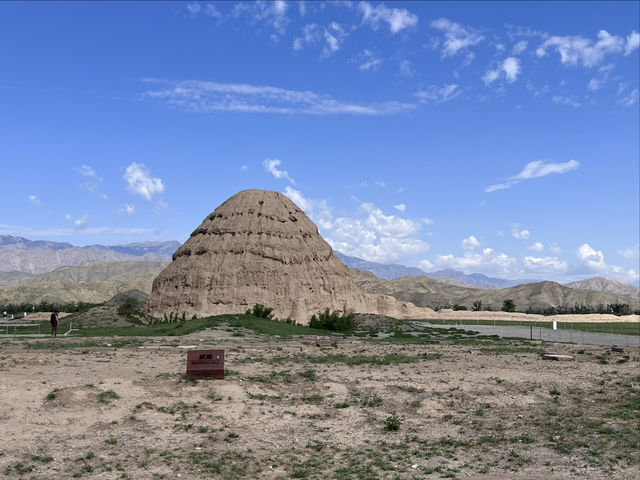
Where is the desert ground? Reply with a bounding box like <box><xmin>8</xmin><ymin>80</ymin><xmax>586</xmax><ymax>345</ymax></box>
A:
<box><xmin>0</xmin><ymin>322</ymin><xmax>638</xmax><ymax>480</ymax></box>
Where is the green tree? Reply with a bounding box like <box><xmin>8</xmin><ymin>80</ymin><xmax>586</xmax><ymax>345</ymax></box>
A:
<box><xmin>471</xmin><ymin>300</ymin><xmax>483</xmax><ymax>311</ymax></box>
<box><xmin>502</xmin><ymin>299</ymin><xmax>516</xmax><ymax>312</ymax></box>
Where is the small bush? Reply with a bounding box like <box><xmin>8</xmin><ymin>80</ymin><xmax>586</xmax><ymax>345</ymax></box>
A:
<box><xmin>309</xmin><ymin>308</ymin><xmax>355</xmax><ymax>332</ymax></box>
<box><xmin>383</xmin><ymin>412</ymin><xmax>404</xmax><ymax>432</ymax></box>
<box><xmin>246</xmin><ymin>304</ymin><xmax>274</xmax><ymax>320</ymax></box>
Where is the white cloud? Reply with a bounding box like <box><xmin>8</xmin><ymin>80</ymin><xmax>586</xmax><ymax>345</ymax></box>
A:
<box><xmin>143</xmin><ymin>78</ymin><xmax>414</xmax><ymax>116</ymax></box>
<box><xmin>514</xmin><ymin>159</ymin><xmax>580</xmax><ymax>180</ymax></box>
<box><xmin>511</xmin><ymin>225</ymin><xmax>531</xmax><ymax>240</ymax></box>
<box><xmin>186</xmin><ymin>3</ymin><xmax>201</xmax><ymax>17</ymax></box>
<box><xmin>359</xmin><ymin>2</ymin><xmax>418</xmax><ymax>35</ymax></box>
<box><xmin>65</xmin><ymin>214</ymin><xmax>72</xmax><ymax>221</ymax></box>
<box><xmin>356</xmin><ymin>49</ymin><xmax>383</xmax><ymax>71</ymax></box>
<box><xmin>552</xmin><ymin>95</ymin><xmax>581</xmax><ymax>109</ymax></box>
<box><xmin>577</xmin><ymin>243</ymin><xmax>638</xmax><ymax>283</ymax></box>
<box><xmin>263</xmin><ymin>158</ymin><xmax>295</xmax><ymax>184</ymax></box>
<box><xmin>393</xmin><ymin>203</ymin><xmax>406</xmax><ymax>212</ymax></box>
<box><xmin>232</xmin><ymin>0</ymin><xmax>289</xmax><ymax>35</ymax></box>
<box><xmin>483</xmin><ymin>57</ymin><xmax>521</xmax><ymax>85</ymax></box>
<box><xmin>204</xmin><ymin>4</ymin><xmax>221</xmax><ymax>18</ymax></box>
<box><xmin>430</xmin><ymin>18</ymin><xmax>484</xmax><ymax>57</ymax></box>
<box><xmin>512</xmin><ymin>40</ymin><xmax>527</xmax><ymax>55</ymax></box>
<box><xmin>414</xmin><ymin>84</ymin><xmax>460</xmax><ymax>104</ymax></box>
<box><xmin>461</xmin><ymin>235</ymin><xmax>480</xmax><ymax>250</ymax></box>
<box><xmin>76</xmin><ymin>165</ymin><xmax>107</xmax><ymax>199</ymax></box>
<box><xmin>617</xmin><ymin>88</ymin><xmax>639</xmax><ymax>108</ymax></box>
<box><xmin>624</xmin><ymin>30</ymin><xmax>640</xmax><ymax>55</ymax></box>
<box><xmin>433</xmin><ymin>247</ymin><xmax>517</xmax><ymax>276</ymax></box>
<box><xmin>485</xmin><ymin>159</ymin><xmax>579</xmax><ymax>192</ymax></box>
<box><xmin>322</xmin><ymin>22</ymin><xmax>347</xmax><ymax>57</ymax></box>
<box><xmin>523</xmin><ymin>255</ymin><xmax>568</xmax><ymax>273</ymax></box>
<box><xmin>293</xmin><ymin>23</ymin><xmax>320</xmax><ymax>51</ymax></box>
<box><xmin>502</xmin><ymin>57</ymin><xmax>521</xmax><ymax>82</ymax></box>
<box><xmin>284</xmin><ymin>187</ymin><xmax>333</xmax><ymax>230</ymax></box>
<box><xmin>418</xmin><ymin>259</ymin><xmax>433</xmax><ymax>271</ymax></box>
<box><xmin>0</xmin><ymin>223</ymin><xmax>160</xmax><ymax>238</ymax></box>
<box><xmin>74</xmin><ymin>214</ymin><xmax>90</xmax><ymax>230</ymax></box>
<box><xmin>374</xmin><ymin>181</ymin><xmax>386</xmax><ymax>188</ymax></box>
<box><xmin>529</xmin><ymin>242</ymin><xmax>544</xmax><ymax>252</ymax></box>
<box><xmin>240</xmin><ymin>164</ymin><xmax>248</xmax><ymax>172</ymax></box>
<box><xmin>124</xmin><ymin>162</ymin><xmax>164</xmax><ymax>201</ymax></box>
<box><xmin>325</xmin><ymin>202</ymin><xmax>430</xmax><ymax>263</ymax></box>
<box><xmin>526</xmin><ymin>81</ymin><xmax>550</xmax><ymax>99</ymax></box>
<box><xmin>587</xmin><ymin>77</ymin><xmax>602</xmax><ymax>91</ymax></box>
<box><xmin>28</xmin><ymin>195</ymin><xmax>40</xmax><ymax>205</ymax></box>
<box><xmin>122</xmin><ymin>204</ymin><xmax>136</xmax><ymax>218</ymax></box>
<box><xmin>549</xmin><ymin>243</ymin><xmax>562</xmax><ymax>255</ymax></box>
<box><xmin>619</xmin><ymin>244</ymin><xmax>639</xmax><ymax>259</ymax></box>
<box><xmin>399</xmin><ymin>59</ymin><xmax>415</xmax><ymax>78</ymax></box>
<box><xmin>536</xmin><ymin>30</ymin><xmax>627</xmax><ymax>67</ymax></box>
<box><xmin>77</xmin><ymin>165</ymin><xmax>98</xmax><ymax>178</ymax></box>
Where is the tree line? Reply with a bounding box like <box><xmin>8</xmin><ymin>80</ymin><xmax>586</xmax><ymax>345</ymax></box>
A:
<box><xmin>434</xmin><ymin>300</ymin><xmax>638</xmax><ymax>316</ymax></box>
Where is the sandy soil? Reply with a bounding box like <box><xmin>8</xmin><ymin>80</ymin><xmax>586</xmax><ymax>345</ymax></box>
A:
<box><xmin>0</xmin><ymin>330</ymin><xmax>638</xmax><ymax>479</ymax></box>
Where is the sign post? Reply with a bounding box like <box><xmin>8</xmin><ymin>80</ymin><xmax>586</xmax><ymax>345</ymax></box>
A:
<box><xmin>186</xmin><ymin>349</ymin><xmax>224</xmax><ymax>379</ymax></box>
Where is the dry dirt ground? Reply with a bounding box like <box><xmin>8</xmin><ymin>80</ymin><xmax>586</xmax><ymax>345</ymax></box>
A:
<box><xmin>0</xmin><ymin>329</ymin><xmax>638</xmax><ymax>480</ymax></box>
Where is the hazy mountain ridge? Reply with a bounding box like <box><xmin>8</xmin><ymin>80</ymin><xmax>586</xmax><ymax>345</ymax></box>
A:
<box><xmin>0</xmin><ymin>261</ymin><xmax>168</xmax><ymax>287</ymax></box>
<box><xmin>350</xmin><ymin>269</ymin><xmax>640</xmax><ymax>312</ymax></box>
<box><xmin>0</xmin><ymin>236</ymin><xmax>179</xmax><ymax>274</ymax></box>
<box><xmin>565</xmin><ymin>277</ymin><xmax>640</xmax><ymax>297</ymax></box>
<box><xmin>426</xmin><ymin>268</ymin><xmax>537</xmax><ymax>288</ymax></box>
<box><xmin>336</xmin><ymin>251</ymin><xmax>537</xmax><ymax>287</ymax></box>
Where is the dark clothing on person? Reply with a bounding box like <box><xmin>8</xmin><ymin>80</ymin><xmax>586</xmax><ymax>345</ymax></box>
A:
<box><xmin>50</xmin><ymin>313</ymin><xmax>58</xmax><ymax>327</ymax></box>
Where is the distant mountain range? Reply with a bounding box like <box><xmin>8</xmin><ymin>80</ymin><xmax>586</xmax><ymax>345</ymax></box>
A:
<box><xmin>336</xmin><ymin>251</ymin><xmax>639</xmax><ymax>296</ymax></box>
<box><xmin>0</xmin><ymin>235</ymin><xmax>180</xmax><ymax>274</ymax></box>
<box><xmin>336</xmin><ymin>251</ymin><xmax>537</xmax><ymax>288</ymax></box>
<box><xmin>351</xmin><ymin>269</ymin><xmax>640</xmax><ymax>313</ymax></box>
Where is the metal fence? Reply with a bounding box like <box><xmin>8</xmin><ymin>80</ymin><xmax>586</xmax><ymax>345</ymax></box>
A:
<box><xmin>422</xmin><ymin>322</ymin><xmax>640</xmax><ymax>347</ymax></box>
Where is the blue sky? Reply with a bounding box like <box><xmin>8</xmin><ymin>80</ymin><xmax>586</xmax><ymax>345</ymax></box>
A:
<box><xmin>1</xmin><ymin>1</ymin><xmax>638</xmax><ymax>283</ymax></box>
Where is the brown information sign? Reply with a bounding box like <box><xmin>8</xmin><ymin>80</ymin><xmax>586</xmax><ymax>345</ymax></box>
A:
<box><xmin>186</xmin><ymin>349</ymin><xmax>224</xmax><ymax>379</ymax></box>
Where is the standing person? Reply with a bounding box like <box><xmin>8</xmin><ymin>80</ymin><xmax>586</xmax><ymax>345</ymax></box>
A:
<box><xmin>50</xmin><ymin>311</ymin><xmax>59</xmax><ymax>337</ymax></box>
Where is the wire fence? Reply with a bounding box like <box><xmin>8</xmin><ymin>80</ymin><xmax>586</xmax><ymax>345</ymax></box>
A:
<box><xmin>422</xmin><ymin>322</ymin><xmax>640</xmax><ymax>347</ymax></box>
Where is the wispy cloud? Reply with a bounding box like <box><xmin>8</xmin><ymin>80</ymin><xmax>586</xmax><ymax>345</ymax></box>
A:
<box><xmin>232</xmin><ymin>1</ymin><xmax>289</xmax><ymax>35</ymax></box>
<box><xmin>414</xmin><ymin>84</ymin><xmax>460</xmax><ymax>104</ymax></box>
<box><xmin>485</xmin><ymin>159</ymin><xmax>580</xmax><ymax>193</ymax></box>
<box><xmin>75</xmin><ymin>164</ymin><xmax>107</xmax><ymax>199</ymax></box>
<box><xmin>511</xmin><ymin>225</ymin><xmax>531</xmax><ymax>240</ymax></box>
<box><xmin>430</xmin><ymin>18</ymin><xmax>484</xmax><ymax>57</ymax></box>
<box><xmin>263</xmin><ymin>159</ymin><xmax>295</xmax><ymax>184</ymax></box>
<box><xmin>617</xmin><ymin>88</ymin><xmax>639</xmax><ymax>107</ymax></box>
<box><xmin>358</xmin><ymin>2</ymin><xmax>418</xmax><ymax>35</ymax></box>
<box><xmin>619</xmin><ymin>244</ymin><xmax>639</xmax><ymax>259</ymax></box>
<box><xmin>73</xmin><ymin>214</ymin><xmax>90</xmax><ymax>230</ymax></box>
<box><xmin>355</xmin><ymin>49</ymin><xmax>383</xmax><ymax>71</ymax></box>
<box><xmin>28</xmin><ymin>195</ymin><xmax>40</xmax><ymax>205</ymax></box>
<box><xmin>124</xmin><ymin>162</ymin><xmax>165</xmax><ymax>201</ymax></box>
<box><xmin>393</xmin><ymin>203</ymin><xmax>406</xmax><ymax>212</ymax></box>
<box><xmin>625</xmin><ymin>31</ymin><xmax>640</xmax><ymax>55</ymax></box>
<box><xmin>483</xmin><ymin>57</ymin><xmax>522</xmax><ymax>85</ymax></box>
<box><xmin>143</xmin><ymin>79</ymin><xmax>414</xmax><ymax>116</ymax></box>
<box><xmin>552</xmin><ymin>95</ymin><xmax>582</xmax><ymax>109</ymax></box>
<box><xmin>536</xmin><ymin>29</ymin><xmax>630</xmax><ymax>67</ymax></box>
<box><xmin>0</xmin><ymin>223</ymin><xmax>160</xmax><ymax>238</ymax></box>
